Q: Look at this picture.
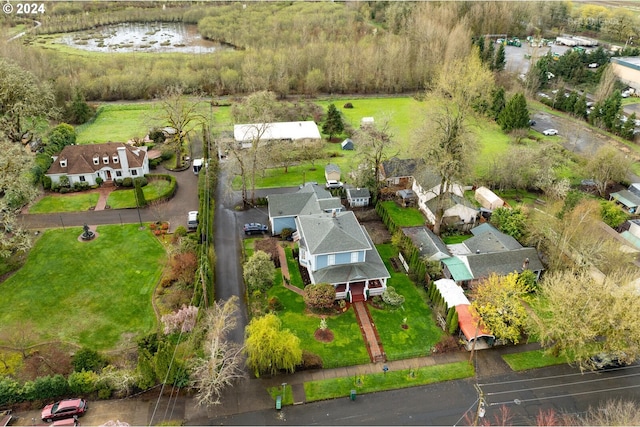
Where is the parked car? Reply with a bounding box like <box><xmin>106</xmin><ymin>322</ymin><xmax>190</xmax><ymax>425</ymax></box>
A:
<box><xmin>543</xmin><ymin>129</ymin><xmax>558</xmax><ymax>136</ymax></box>
<box><xmin>41</xmin><ymin>399</ymin><xmax>87</xmax><ymax>423</ymax></box>
<box><xmin>243</xmin><ymin>223</ymin><xmax>268</xmax><ymax>235</ymax></box>
<box><xmin>187</xmin><ymin>211</ymin><xmax>198</xmax><ymax>231</ymax></box>
<box><xmin>588</xmin><ymin>62</ymin><xmax>599</xmax><ymax>68</ymax></box>
<box><xmin>325</xmin><ymin>180</ymin><xmax>344</xmax><ymax>189</ymax></box>
<box><xmin>590</xmin><ymin>353</ymin><xmax>628</xmax><ymax>370</ymax></box>
<box><xmin>528</xmin><ymin>120</ymin><xmax>536</xmax><ymax>126</ymax></box>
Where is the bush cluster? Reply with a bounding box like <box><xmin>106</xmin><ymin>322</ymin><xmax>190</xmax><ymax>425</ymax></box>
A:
<box><xmin>382</xmin><ymin>286</ymin><xmax>405</xmax><ymax>307</ymax></box>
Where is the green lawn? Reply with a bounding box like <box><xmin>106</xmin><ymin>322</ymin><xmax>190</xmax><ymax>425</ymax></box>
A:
<box><xmin>29</xmin><ymin>193</ymin><xmax>99</xmax><ymax>213</ymax></box>
<box><xmin>380</xmin><ymin>201</ymin><xmax>426</xmax><ymax>227</ymax></box>
<box><xmin>304</xmin><ymin>361</ymin><xmax>474</xmax><ymax>402</ymax></box>
<box><xmin>371</xmin><ymin>244</ymin><xmax>444</xmax><ymax>360</ymax></box>
<box><xmin>502</xmin><ymin>349</ymin><xmax>569</xmax><ymax>371</ymax></box>
<box><xmin>0</xmin><ymin>224</ymin><xmax>165</xmax><ymax>350</ymax></box>
<box><xmin>107</xmin><ymin>180</ymin><xmax>172</xmax><ymax>209</ymax></box>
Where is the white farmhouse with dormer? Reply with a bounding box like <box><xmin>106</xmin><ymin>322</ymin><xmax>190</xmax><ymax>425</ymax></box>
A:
<box><xmin>46</xmin><ymin>142</ymin><xmax>149</xmax><ymax>186</ymax></box>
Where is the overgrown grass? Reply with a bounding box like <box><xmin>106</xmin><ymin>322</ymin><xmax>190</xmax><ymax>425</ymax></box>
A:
<box><xmin>267</xmin><ymin>384</ymin><xmax>293</xmax><ymax>406</ymax></box>
<box><xmin>0</xmin><ymin>224</ymin><xmax>165</xmax><ymax>350</ymax></box>
<box><xmin>304</xmin><ymin>361</ymin><xmax>474</xmax><ymax>402</ymax></box>
<box><xmin>106</xmin><ymin>180</ymin><xmax>173</xmax><ymax>209</ymax></box>
<box><xmin>371</xmin><ymin>244</ymin><xmax>443</xmax><ymax>360</ymax></box>
<box><xmin>29</xmin><ymin>193</ymin><xmax>99</xmax><ymax>213</ymax></box>
<box><xmin>76</xmin><ymin>103</ymin><xmax>163</xmax><ymax>144</ymax></box>
<box><xmin>380</xmin><ymin>201</ymin><xmax>425</xmax><ymax>227</ymax></box>
<box><xmin>502</xmin><ymin>349</ymin><xmax>569</xmax><ymax>371</ymax></box>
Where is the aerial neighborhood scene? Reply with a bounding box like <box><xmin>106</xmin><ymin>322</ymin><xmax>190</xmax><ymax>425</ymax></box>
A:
<box><xmin>3</xmin><ymin>1</ymin><xmax>640</xmax><ymax>425</ymax></box>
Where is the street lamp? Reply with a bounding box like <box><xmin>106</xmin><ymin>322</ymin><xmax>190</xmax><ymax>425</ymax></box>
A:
<box><xmin>281</xmin><ymin>382</ymin><xmax>287</xmax><ymax>401</ymax></box>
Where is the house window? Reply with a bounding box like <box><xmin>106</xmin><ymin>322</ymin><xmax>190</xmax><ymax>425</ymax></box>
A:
<box><xmin>131</xmin><ymin>170</ymin><xmax>138</xmax><ymax>176</ymax></box>
<box><xmin>60</xmin><ymin>159</ymin><xmax>67</xmax><ymax>167</ymax></box>
<box><xmin>328</xmin><ymin>254</ymin><xmax>335</xmax><ymax>266</ymax></box>
<box><xmin>79</xmin><ymin>176</ymin><xmax>86</xmax><ymax>182</ymax></box>
<box><xmin>116</xmin><ymin>171</ymin><xmax>122</xmax><ymax>177</ymax></box>
<box><xmin>351</xmin><ymin>252</ymin><xmax>358</xmax><ymax>263</ymax></box>
<box><xmin>112</xmin><ymin>155</ymin><xmax>119</xmax><ymax>163</ymax></box>
<box><xmin>103</xmin><ymin>156</ymin><xmax>109</xmax><ymax>164</ymax></box>
<box><xmin>93</xmin><ymin>156</ymin><xmax>99</xmax><ymax>165</ymax></box>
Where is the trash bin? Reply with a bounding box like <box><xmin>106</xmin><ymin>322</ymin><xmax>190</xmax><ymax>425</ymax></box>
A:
<box><xmin>276</xmin><ymin>395</ymin><xmax>282</xmax><ymax>410</ymax></box>
<box><xmin>350</xmin><ymin>390</ymin><xmax>356</xmax><ymax>401</ymax></box>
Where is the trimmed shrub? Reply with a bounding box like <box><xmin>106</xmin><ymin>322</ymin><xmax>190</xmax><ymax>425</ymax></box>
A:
<box><xmin>42</xmin><ymin>175</ymin><xmax>52</xmax><ymax>190</ymax></box>
<box><xmin>0</xmin><ymin>376</ymin><xmax>21</xmax><ymax>406</ymax></box>
<box><xmin>122</xmin><ymin>177</ymin><xmax>134</xmax><ymax>187</ymax></box>
<box><xmin>95</xmin><ymin>177</ymin><xmax>103</xmax><ymax>186</ymax></box>
<box><xmin>303</xmin><ymin>283</ymin><xmax>336</xmax><ymax>312</ymax></box>
<box><xmin>29</xmin><ymin>375</ymin><xmax>69</xmax><ymax>401</ymax></box>
<box><xmin>68</xmin><ymin>370</ymin><xmax>98</xmax><ymax>395</ymax></box>
<box><xmin>134</xmin><ymin>176</ymin><xmax>148</xmax><ymax>187</ymax></box>
<box><xmin>343</xmin><ymin>102</ymin><xmax>354</xmax><ymax>109</ymax></box>
<box><xmin>297</xmin><ymin>350</ymin><xmax>323</xmax><ymax>370</ymax></box>
<box><xmin>73</xmin><ymin>348</ymin><xmax>106</xmax><ymax>373</ymax></box>
<box><xmin>382</xmin><ymin>286</ymin><xmax>405</xmax><ymax>307</ymax></box>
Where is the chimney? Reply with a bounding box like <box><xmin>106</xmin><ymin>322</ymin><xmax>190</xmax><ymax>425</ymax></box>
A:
<box><xmin>117</xmin><ymin>145</ymin><xmax>130</xmax><ymax>172</ymax></box>
<box><xmin>476</xmin><ymin>249</ymin><xmax>480</xmax><ymax>254</ymax></box>
<box><xmin>522</xmin><ymin>258</ymin><xmax>530</xmax><ymax>270</ymax></box>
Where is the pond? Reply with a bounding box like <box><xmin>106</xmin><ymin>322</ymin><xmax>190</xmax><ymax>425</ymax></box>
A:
<box><xmin>54</xmin><ymin>22</ymin><xmax>230</xmax><ymax>54</ymax></box>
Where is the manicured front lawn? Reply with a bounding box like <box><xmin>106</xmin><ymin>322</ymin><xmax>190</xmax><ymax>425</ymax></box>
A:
<box><xmin>502</xmin><ymin>349</ymin><xmax>568</xmax><ymax>371</ymax></box>
<box><xmin>29</xmin><ymin>193</ymin><xmax>99</xmax><ymax>213</ymax></box>
<box><xmin>371</xmin><ymin>244</ymin><xmax>444</xmax><ymax>360</ymax></box>
<box><xmin>269</xmin><ymin>282</ymin><xmax>370</xmax><ymax>369</ymax></box>
<box><xmin>0</xmin><ymin>224</ymin><xmax>165</xmax><ymax>350</ymax></box>
<box><xmin>107</xmin><ymin>180</ymin><xmax>172</xmax><ymax>208</ymax></box>
<box><xmin>304</xmin><ymin>361</ymin><xmax>474</xmax><ymax>402</ymax></box>
<box><xmin>380</xmin><ymin>201</ymin><xmax>425</xmax><ymax>227</ymax></box>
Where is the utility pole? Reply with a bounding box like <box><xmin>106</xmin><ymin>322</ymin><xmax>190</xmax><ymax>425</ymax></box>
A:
<box><xmin>473</xmin><ymin>384</ymin><xmax>486</xmax><ymax>426</ymax></box>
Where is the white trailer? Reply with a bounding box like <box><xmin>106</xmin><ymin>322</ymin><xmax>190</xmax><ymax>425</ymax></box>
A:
<box><xmin>573</xmin><ymin>36</ymin><xmax>598</xmax><ymax>46</ymax></box>
<box><xmin>556</xmin><ymin>36</ymin><xmax>577</xmax><ymax>46</ymax></box>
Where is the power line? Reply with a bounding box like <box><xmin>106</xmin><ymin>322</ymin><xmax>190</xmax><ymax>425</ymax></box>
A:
<box><xmin>489</xmin><ymin>383</ymin><xmax>640</xmax><ymax>407</ymax></box>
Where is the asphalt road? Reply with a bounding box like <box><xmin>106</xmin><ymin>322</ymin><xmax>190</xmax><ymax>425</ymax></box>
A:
<box><xmin>203</xmin><ymin>362</ymin><xmax>640</xmax><ymax>426</ymax></box>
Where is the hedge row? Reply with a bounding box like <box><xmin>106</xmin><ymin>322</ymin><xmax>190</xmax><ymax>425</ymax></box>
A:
<box><xmin>145</xmin><ymin>174</ymin><xmax>177</xmax><ymax>203</ymax></box>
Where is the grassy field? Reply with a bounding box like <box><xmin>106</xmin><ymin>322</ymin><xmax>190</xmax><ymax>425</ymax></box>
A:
<box><xmin>29</xmin><ymin>193</ymin><xmax>99</xmax><ymax>213</ymax></box>
<box><xmin>502</xmin><ymin>349</ymin><xmax>569</xmax><ymax>371</ymax></box>
<box><xmin>380</xmin><ymin>201</ymin><xmax>425</xmax><ymax>227</ymax></box>
<box><xmin>304</xmin><ymin>361</ymin><xmax>474</xmax><ymax>402</ymax></box>
<box><xmin>0</xmin><ymin>224</ymin><xmax>165</xmax><ymax>350</ymax></box>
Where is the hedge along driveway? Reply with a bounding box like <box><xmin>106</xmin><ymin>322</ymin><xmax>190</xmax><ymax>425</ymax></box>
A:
<box><xmin>0</xmin><ymin>224</ymin><xmax>166</xmax><ymax>350</ymax></box>
<box><xmin>107</xmin><ymin>176</ymin><xmax>175</xmax><ymax>209</ymax></box>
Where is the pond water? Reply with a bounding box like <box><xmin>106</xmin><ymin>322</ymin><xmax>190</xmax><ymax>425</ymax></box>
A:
<box><xmin>54</xmin><ymin>22</ymin><xmax>230</xmax><ymax>54</ymax></box>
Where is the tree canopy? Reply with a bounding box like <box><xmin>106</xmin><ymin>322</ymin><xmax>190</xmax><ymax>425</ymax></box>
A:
<box><xmin>243</xmin><ymin>250</ymin><xmax>275</xmax><ymax>293</ymax></box>
<box><xmin>321</xmin><ymin>103</ymin><xmax>344</xmax><ymax>140</ymax></box>
<box><xmin>497</xmin><ymin>92</ymin><xmax>530</xmax><ymax>132</ymax></box>
<box><xmin>244</xmin><ymin>313</ymin><xmax>302</xmax><ymax>377</ymax></box>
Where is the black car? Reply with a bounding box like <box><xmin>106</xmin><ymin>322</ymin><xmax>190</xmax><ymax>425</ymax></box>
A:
<box><xmin>590</xmin><ymin>353</ymin><xmax>628</xmax><ymax>370</ymax></box>
<box><xmin>243</xmin><ymin>223</ymin><xmax>268</xmax><ymax>235</ymax></box>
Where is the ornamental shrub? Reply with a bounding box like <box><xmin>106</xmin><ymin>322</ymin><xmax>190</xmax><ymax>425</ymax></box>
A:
<box><xmin>68</xmin><ymin>370</ymin><xmax>98</xmax><ymax>395</ymax></box>
<box><xmin>73</xmin><ymin>347</ymin><xmax>106</xmax><ymax>373</ymax></box>
<box><xmin>382</xmin><ymin>286</ymin><xmax>405</xmax><ymax>307</ymax></box>
<box><xmin>122</xmin><ymin>177</ymin><xmax>133</xmax><ymax>187</ymax></box>
<box><xmin>0</xmin><ymin>376</ymin><xmax>20</xmax><ymax>406</ymax></box>
<box><xmin>303</xmin><ymin>283</ymin><xmax>336</xmax><ymax>312</ymax></box>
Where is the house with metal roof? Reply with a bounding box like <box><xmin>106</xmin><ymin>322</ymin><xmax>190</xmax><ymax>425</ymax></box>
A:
<box><xmin>611</xmin><ymin>185</ymin><xmax>640</xmax><ymax>213</ymax></box>
<box><xmin>46</xmin><ymin>142</ymin><xmax>149</xmax><ymax>186</ymax></box>
<box><xmin>443</xmin><ymin>223</ymin><xmax>543</xmax><ymax>286</ymax></box>
<box><xmin>233</xmin><ymin>121</ymin><xmax>321</xmax><ymax>148</ymax></box>
<box><xmin>294</xmin><ymin>210</ymin><xmax>390</xmax><ymax>302</ymax></box>
<box><xmin>267</xmin><ymin>183</ymin><xmax>343</xmax><ymax>235</ymax></box>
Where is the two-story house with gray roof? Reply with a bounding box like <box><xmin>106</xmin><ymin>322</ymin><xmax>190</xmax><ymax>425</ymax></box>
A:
<box><xmin>267</xmin><ymin>183</ymin><xmax>343</xmax><ymax>235</ymax></box>
<box><xmin>294</xmin><ymin>210</ymin><xmax>390</xmax><ymax>302</ymax></box>
<box><xmin>442</xmin><ymin>223</ymin><xmax>543</xmax><ymax>287</ymax></box>
<box><xmin>46</xmin><ymin>142</ymin><xmax>149</xmax><ymax>186</ymax></box>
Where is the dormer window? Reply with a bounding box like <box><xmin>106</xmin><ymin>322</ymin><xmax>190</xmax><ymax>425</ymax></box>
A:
<box><xmin>93</xmin><ymin>156</ymin><xmax>99</xmax><ymax>165</ymax></box>
<box><xmin>112</xmin><ymin>155</ymin><xmax>119</xmax><ymax>163</ymax></box>
<box><xmin>103</xmin><ymin>156</ymin><xmax>109</xmax><ymax>164</ymax></box>
<box><xmin>60</xmin><ymin>158</ymin><xmax>67</xmax><ymax>168</ymax></box>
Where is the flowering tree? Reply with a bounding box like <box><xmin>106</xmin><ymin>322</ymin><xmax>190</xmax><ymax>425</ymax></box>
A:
<box><xmin>161</xmin><ymin>305</ymin><xmax>199</xmax><ymax>335</ymax></box>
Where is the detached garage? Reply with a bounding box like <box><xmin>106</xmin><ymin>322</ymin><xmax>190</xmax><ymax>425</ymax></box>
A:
<box><xmin>475</xmin><ymin>186</ymin><xmax>504</xmax><ymax>210</ymax></box>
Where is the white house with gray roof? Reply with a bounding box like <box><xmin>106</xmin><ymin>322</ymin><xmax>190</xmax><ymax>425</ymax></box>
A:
<box><xmin>267</xmin><ymin>183</ymin><xmax>343</xmax><ymax>235</ymax></box>
<box><xmin>234</xmin><ymin>121</ymin><xmax>321</xmax><ymax>148</ymax></box>
<box><xmin>346</xmin><ymin>187</ymin><xmax>371</xmax><ymax>208</ymax></box>
<box><xmin>294</xmin><ymin>211</ymin><xmax>390</xmax><ymax>302</ymax></box>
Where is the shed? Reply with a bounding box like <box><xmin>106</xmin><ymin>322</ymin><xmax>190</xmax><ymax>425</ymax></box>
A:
<box><xmin>341</xmin><ymin>138</ymin><xmax>354</xmax><ymax>150</ymax></box>
<box><xmin>434</xmin><ymin>279</ymin><xmax>469</xmax><ymax>308</ymax></box>
<box><xmin>346</xmin><ymin>187</ymin><xmax>371</xmax><ymax>208</ymax></box>
<box><xmin>361</xmin><ymin>117</ymin><xmax>375</xmax><ymax>127</ymax></box>
<box><xmin>475</xmin><ymin>186</ymin><xmax>504</xmax><ymax>210</ymax></box>
<box><xmin>325</xmin><ymin>164</ymin><xmax>341</xmax><ymax>182</ymax></box>
<box><xmin>396</xmin><ymin>189</ymin><xmax>417</xmax><ymax>207</ymax></box>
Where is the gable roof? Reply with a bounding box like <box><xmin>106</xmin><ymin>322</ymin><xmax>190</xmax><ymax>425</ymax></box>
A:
<box><xmin>325</xmin><ymin>163</ymin><xmax>340</xmax><ymax>174</ymax></box>
<box><xmin>412</xmin><ymin>167</ymin><xmax>444</xmax><ymax>191</ymax></box>
<box><xmin>434</xmin><ymin>278</ymin><xmax>470</xmax><ymax>308</ymax></box>
<box><xmin>297</xmin><ymin>211</ymin><xmax>371</xmax><ymax>255</ymax></box>
<box><xmin>347</xmin><ymin>187</ymin><xmax>370</xmax><ymax>198</ymax></box>
<box><xmin>442</xmin><ymin>257</ymin><xmax>474</xmax><ymax>281</ymax></box>
<box><xmin>456</xmin><ymin>304</ymin><xmax>494</xmax><ymax>342</ymax></box>
<box><xmin>341</xmin><ymin>138</ymin><xmax>354</xmax><ymax>149</ymax></box>
<box><xmin>464</xmin><ymin>247</ymin><xmax>544</xmax><ymax>278</ymax></box>
<box><xmin>310</xmin><ymin>225</ymin><xmax>390</xmax><ymax>284</ymax></box>
<box><xmin>629</xmin><ymin>183</ymin><xmax>640</xmax><ymax>198</ymax></box>
<box><xmin>268</xmin><ymin>184</ymin><xmax>341</xmax><ymax>218</ymax></box>
<box><xmin>402</xmin><ymin>226</ymin><xmax>450</xmax><ymax>261</ymax></box>
<box><xmin>463</xmin><ymin>223</ymin><xmax>522</xmax><ymax>253</ymax></box>
<box><xmin>46</xmin><ymin>142</ymin><xmax>147</xmax><ymax>175</ymax></box>
<box><xmin>233</xmin><ymin>121</ymin><xmax>321</xmax><ymax>142</ymax></box>
<box><xmin>611</xmin><ymin>189</ymin><xmax>640</xmax><ymax>209</ymax></box>
<box><xmin>380</xmin><ymin>157</ymin><xmax>425</xmax><ymax>180</ymax></box>
<box><xmin>425</xmin><ymin>193</ymin><xmax>476</xmax><ymax>215</ymax></box>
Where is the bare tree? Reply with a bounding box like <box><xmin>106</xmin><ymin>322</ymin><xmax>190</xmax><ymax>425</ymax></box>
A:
<box><xmin>157</xmin><ymin>86</ymin><xmax>206</xmax><ymax>168</ymax></box>
<box><xmin>189</xmin><ymin>296</ymin><xmax>245</xmax><ymax>406</ymax></box>
<box><xmin>353</xmin><ymin>119</ymin><xmax>396</xmax><ymax>198</ymax></box>
<box><xmin>584</xmin><ymin>145</ymin><xmax>632</xmax><ymax>197</ymax></box>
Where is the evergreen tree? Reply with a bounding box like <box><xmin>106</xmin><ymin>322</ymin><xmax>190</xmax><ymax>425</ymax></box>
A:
<box><xmin>321</xmin><ymin>103</ymin><xmax>344</xmax><ymax>141</ymax></box>
<box><xmin>602</xmin><ymin>90</ymin><xmax>622</xmax><ymax>131</ymax></box>
<box><xmin>497</xmin><ymin>93</ymin><xmax>530</xmax><ymax>132</ymax></box>
<box><xmin>492</xmin><ymin>43</ymin><xmax>506</xmax><ymax>71</ymax></box>
<box><xmin>490</xmin><ymin>86</ymin><xmax>506</xmax><ymax>120</ymax></box>
<box><xmin>621</xmin><ymin>112</ymin><xmax>636</xmax><ymax>140</ymax></box>
<box><xmin>574</xmin><ymin>94</ymin><xmax>588</xmax><ymax>119</ymax></box>
<box><xmin>134</xmin><ymin>179</ymin><xmax>147</xmax><ymax>207</ymax></box>
<box><xmin>66</xmin><ymin>89</ymin><xmax>93</xmax><ymax>124</ymax></box>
